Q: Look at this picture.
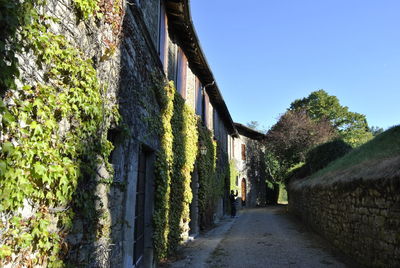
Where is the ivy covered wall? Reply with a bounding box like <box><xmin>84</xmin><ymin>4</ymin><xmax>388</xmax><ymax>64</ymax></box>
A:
<box><xmin>0</xmin><ymin>0</ymin><xmax>126</xmax><ymax>266</ymax></box>
<box><xmin>1</xmin><ymin>0</ymin><xmax>236</xmax><ymax>267</ymax></box>
<box><xmin>152</xmin><ymin>81</ymin><xmax>229</xmax><ymax>261</ymax></box>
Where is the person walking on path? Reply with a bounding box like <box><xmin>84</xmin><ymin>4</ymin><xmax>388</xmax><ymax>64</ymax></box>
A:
<box><xmin>229</xmin><ymin>190</ymin><xmax>238</xmax><ymax>218</ymax></box>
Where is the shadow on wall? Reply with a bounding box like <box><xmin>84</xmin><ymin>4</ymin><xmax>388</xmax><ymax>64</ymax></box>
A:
<box><xmin>0</xmin><ymin>2</ymin><xmax>20</xmax><ymax>96</ymax></box>
<box><xmin>244</xmin><ymin>139</ymin><xmax>268</xmax><ymax>207</ymax></box>
<box><xmin>265</xmin><ymin>182</ymin><xmax>280</xmax><ymax>205</ymax></box>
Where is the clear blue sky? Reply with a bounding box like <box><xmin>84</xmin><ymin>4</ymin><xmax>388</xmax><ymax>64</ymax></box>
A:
<box><xmin>190</xmin><ymin>0</ymin><xmax>400</xmax><ymax>131</ymax></box>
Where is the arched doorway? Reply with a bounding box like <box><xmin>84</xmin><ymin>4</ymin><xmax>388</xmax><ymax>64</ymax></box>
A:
<box><xmin>241</xmin><ymin>178</ymin><xmax>246</xmax><ymax>206</ymax></box>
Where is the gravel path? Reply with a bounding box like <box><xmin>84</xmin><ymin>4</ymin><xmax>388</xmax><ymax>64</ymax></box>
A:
<box><xmin>170</xmin><ymin>206</ymin><xmax>353</xmax><ymax>268</ymax></box>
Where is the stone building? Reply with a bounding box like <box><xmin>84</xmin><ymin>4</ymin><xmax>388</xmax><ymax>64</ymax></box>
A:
<box><xmin>108</xmin><ymin>0</ymin><xmax>239</xmax><ymax>266</ymax></box>
<box><xmin>0</xmin><ymin>0</ymin><xmax>269</xmax><ymax>267</ymax></box>
<box><xmin>229</xmin><ymin>123</ymin><xmax>267</xmax><ymax>208</ymax></box>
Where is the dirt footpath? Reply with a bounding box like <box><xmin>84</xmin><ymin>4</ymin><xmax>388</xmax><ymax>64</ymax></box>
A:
<box><xmin>169</xmin><ymin>206</ymin><xmax>354</xmax><ymax>268</ymax></box>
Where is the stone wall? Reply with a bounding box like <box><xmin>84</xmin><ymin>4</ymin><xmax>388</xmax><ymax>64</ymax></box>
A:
<box><xmin>244</xmin><ymin>138</ymin><xmax>267</xmax><ymax>207</ymax></box>
<box><xmin>8</xmin><ymin>0</ymin><xmax>164</xmax><ymax>266</ymax></box>
<box><xmin>138</xmin><ymin>0</ymin><xmax>160</xmax><ymax>48</ymax></box>
<box><xmin>289</xmin><ymin>177</ymin><xmax>400</xmax><ymax>267</ymax></box>
<box><xmin>109</xmin><ymin>2</ymin><xmax>164</xmax><ymax>267</ymax></box>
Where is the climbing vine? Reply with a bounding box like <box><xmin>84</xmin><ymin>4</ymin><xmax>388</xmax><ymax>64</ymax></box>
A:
<box><xmin>229</xmin><ymin>159</ymin><xmax>239</xmax><ymax>191</ymax></box>
<box><xmin>153</xmin><ymin>81</ymin><xmax>174</xmax><ymax>261</ymax></box>
<box><xmin>168</xmin><ymin>87</ymin><xmax>198</xmax><ymax>254</ymax></box>
<box><xmin>153</xmin><ymin>81</ymin><xmax>199</xmax><ymax>260</ymax></box>
<box><xmin>197</xmin><ymin>123</ymin><xmax>218</xmax><ymax>229</ymax></box>
<box><xmin>72</xmin><ymin>0</ymin><xmax>100</xmax><ymax>19</ymax></box>
<box><xmin>0</xmin><ymin>0</ymin><xmax>120</xmax><ymax>266</ymax></box>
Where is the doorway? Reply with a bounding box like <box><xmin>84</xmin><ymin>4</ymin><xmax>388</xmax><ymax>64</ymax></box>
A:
<box><xmin>133</xmin><ymin>146</ymin><xmax>155</xmax><ymax>268</ymax></box>
<box><xmin>133</xmin><ymin>149</ymin><xmax>147</xmax><ymax>267</ymax></box>
<box><xmin>241</xmin><ymin>178</ymin><xmax>247</xmax><ymax>207</ymax></box>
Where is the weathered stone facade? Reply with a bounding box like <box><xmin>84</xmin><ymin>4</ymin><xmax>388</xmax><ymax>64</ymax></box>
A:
<box><xmin>108</xmin><ymin>2</ymin><xmax>164</xmax><ymax>267</ymax></box>
<box><xmin>289</xmin><ymin>177</ymin><xmax>400</xmax><ymax>267</ymax></box>
<box><xmin>230</xmin><ymin>123</ymin><xmax>267</xmax><ymax>208</ymax></box>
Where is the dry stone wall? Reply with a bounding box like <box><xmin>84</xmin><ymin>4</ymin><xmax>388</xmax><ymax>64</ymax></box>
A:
<box><xmin>289</xmin><ymin>177</ymin><xmax>400</xmax><ymax>267</ymax></box>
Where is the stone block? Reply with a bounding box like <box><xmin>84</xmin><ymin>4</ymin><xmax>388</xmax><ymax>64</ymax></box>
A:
<box><xmin>374</xmin><ymin>216</ymin><xmax>386</xmax><ymax>227</ymax></box>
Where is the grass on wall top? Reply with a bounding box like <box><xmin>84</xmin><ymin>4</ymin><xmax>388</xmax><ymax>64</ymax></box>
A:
<box><xmin>294</xmin><ymin>125</ymin><xmax>400</xmax><ymax>187</ymax></box>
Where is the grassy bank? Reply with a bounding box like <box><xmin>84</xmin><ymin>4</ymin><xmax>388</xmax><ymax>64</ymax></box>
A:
<box><xmin>295</xmin><ymin>125</ymin><xmax>400</xmax><ymax>186</ymax></box>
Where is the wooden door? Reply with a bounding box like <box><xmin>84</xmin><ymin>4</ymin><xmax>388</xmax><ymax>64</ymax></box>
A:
<box><xmin>241</xmin><ymin>178</ymin><xmax>246</xmax><ymax>206</ymax></box>
<box><xmin>133</xmin><ymin>150</ymin><xmax>146</xmax><ymax>267</ymax></box>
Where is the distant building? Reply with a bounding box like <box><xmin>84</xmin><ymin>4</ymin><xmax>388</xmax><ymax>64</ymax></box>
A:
<box><xmin>230</xmin><ymin>123</ymin><xmax>267</xmax><ymax>208</ymax></box>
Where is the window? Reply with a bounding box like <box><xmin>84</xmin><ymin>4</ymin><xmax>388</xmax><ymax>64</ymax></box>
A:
<box><xmin>202</xmin><ymin>92</ymin><xmax>210</xmax><ymax>128</ymax></box>
<box><xmin>195</xmin><ymin>78</ymin><xmax>202</xmax><ymax>116</ymax></box>
<box><xmin>213</xmin><ymin>109</ymin><xmax>218</xmax><ymax>137</ymax></box>
<box><xmin>201</xmin><ymin>90</ymin><xmax>207</xmax><ymax>125</ymax></box>
<box><xmin>176</xmin><ymin>48</ymin><xmax>187</xmax><ymax>98</ymax></box>
<box><xmin>241</xmin><ymin>144</ymin><xmax>246</xmax><ymax>160</ymax></box>
<box><xmin>231</xmin><ymin>137</ymin><xmax>235</xmax><ymax>159</ymax></box>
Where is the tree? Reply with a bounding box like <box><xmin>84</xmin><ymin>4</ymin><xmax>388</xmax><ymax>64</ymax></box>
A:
<box><xmin>246</xmin><ymin>121</ymin><xmax>260</xmax><ymax>130</ymax></box>
<box><xmin>289</xmin><ymin>90</ymin><xmax>373</xmax><ymax>147</ymax></box>
<box><xmin>246</xmin><ymin>120</ymin><xmax>266</xmax><ymax>132</ymax></box>
<box><xmin>265</xmin><ymin>109</ymin><xmax>336</xmax><ymax>168</ymax></box>
<box><xmin>264</xmin><ymin>150</ymin><xmax>283</xmax><ymax>182</ymax></box>
<box><xmin>369</xmin><ymin>126</ymin><xmax>384</xmax><ymax>136</ymax></box>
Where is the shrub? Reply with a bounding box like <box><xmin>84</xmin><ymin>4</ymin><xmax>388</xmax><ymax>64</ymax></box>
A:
<box><xmin>306</xmin><ymin>139</ymin><xmax>352</xmax><ymax>174</ymax></box>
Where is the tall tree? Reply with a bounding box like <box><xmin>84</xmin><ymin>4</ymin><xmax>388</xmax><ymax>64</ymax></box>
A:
<box><xmin>289</xmin><ymin>90</ymin><xmax>373</xmax><ymax>147</ymax></box>
<box><xmin>369</xmin><ymin>126</ymin><xmax>384</xmax><ymax>136</ymax></box>
<box><xmin>246</xmin><ymin>120</ymin><xmax>266</xmax><ymax>133</ymax></box>
<box><xmin>246</xmin><ymin>121</ymin><xmax>260</xmax><ymax>131</ymax></box>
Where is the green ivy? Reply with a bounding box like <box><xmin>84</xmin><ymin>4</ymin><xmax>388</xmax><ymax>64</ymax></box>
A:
<box><xmin>0</xmin><ymin>0</ymin><xmax>120</xmax><ymax>266</ymax></box>
<box><xmin>167</xmin><ymin>87</ymin><xmax>198</xmax><ymax>255</ymax></box>
<box><xmin>153</xmin><ymin>82</ymin><xmax>175</xmax><ymax>261</ymax></box>
<box><xmin>0</xmin><ymin>0</ymin><xmax>40</xmax><ymax>93</ymax></box>
<box><xmin>196</xmin><ymin>123</ymin><xmax>218</xmax><ymax>229</ymax></box>
<box><xmin>229</xmin><ymin>159</ymin><xmax>239</xmax><ymax>191</ymax></box>
<box><xmin>72</xmin><ymin>0</ymin><xmax>100</xmax><ymax>19</ymax></box>
<box><xmin>153</xmin><ymin>81</ymin><xmax>199</xmax><ymax>260</ymax></box>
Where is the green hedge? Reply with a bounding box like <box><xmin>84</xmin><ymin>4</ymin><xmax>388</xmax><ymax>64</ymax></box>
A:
<box><xmin>306</xmin><ymin>139</ymin><xmax>352</xmax><ymax>174</ymax></box>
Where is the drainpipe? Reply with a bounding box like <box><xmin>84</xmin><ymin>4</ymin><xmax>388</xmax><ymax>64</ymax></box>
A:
<box><xmin>203</xmin><ymin>80</ymin><xmax>215</xmax><ymax>89</ymax></box>
<box><xmin>201</xmin><ymin>80</ymin><xmax>215</xmax><ymax>96</ymax></box>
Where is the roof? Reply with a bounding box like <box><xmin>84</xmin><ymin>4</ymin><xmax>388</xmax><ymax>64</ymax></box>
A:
<box><xmin>165</xmin><ymin>0</ymin><xmax>239</xmax><ymax>137</ymax></box>
<box><xmin>234</xmin><ymin>123</ymin><xmax>267</xmax><ymax>141</ymax></box>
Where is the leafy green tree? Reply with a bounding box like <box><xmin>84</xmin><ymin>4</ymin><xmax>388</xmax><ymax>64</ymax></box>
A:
<box><xmin>289</xmin><ymin>90</ymin><xmax>373</xmax><ymax>147</ymax></box>
<box><xmin>369</xmin><ymin>126</ymin><xmax>384</xmax><ymax>136</ymax></box>
<box><xmin>264</xmin><ymin>150</ymin><xmax>283</xmax><ymax>182</ymax></box>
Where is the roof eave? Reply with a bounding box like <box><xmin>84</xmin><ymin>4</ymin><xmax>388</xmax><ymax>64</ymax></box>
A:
<box><xmin>234</xmin><ymin>123</ymin><xmax>267</xmax><ymax>141</ymax></box>
<box><xmin>165</xmin><ymin>0</ymin><xmax>239</xmax><ymax>137</ymax></box>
